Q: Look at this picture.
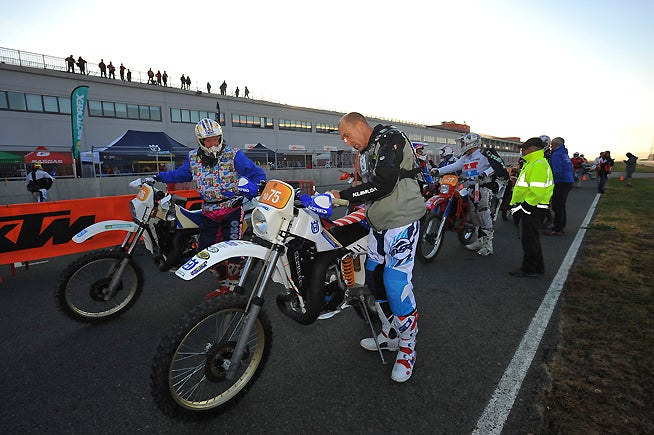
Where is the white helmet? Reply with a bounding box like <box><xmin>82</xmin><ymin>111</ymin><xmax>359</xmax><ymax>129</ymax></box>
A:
<box><xmin>539</xmin><ymin>135</ymin><xmax>551</xmax><ymax>150</ymax></box>
<box><xmin>459</xmin><ymin>133</ymin><xmax>481</xmax><ymax>156</ymax></box>
<box><xmin>195</xmin><ymin>118</ymin><xmax>224</xmax><ymax>157</ymax></box>
<box><xmin>439</xmin><ymin>145</ymin><xmax>454</xmax><ymax>159</ymax></box>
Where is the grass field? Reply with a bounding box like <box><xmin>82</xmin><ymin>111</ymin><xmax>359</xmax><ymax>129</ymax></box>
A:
<box><xmin>539</xmin><ymin>177</ymin><xmax>654</xmax><ymax>433</ymax></box>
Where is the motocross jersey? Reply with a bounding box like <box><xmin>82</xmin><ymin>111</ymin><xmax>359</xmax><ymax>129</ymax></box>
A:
<box><xmin>438</xmin><ymin>149</ymin><xmax>494</xmax><ymax>184</ymax></box>
<box><xmin>339</xmin><ymin>124</ymin><xmax>425</xmax><ymax>231</ymax></box>
<box><xmin>157</xmin><ymin>146</ymin><xmax>266</xmax><ymax>212</ymax></box>
<box><xmin>510</xmin><ymin>149</ymin><xmax>553</xmax><ymax>207</ymax></box>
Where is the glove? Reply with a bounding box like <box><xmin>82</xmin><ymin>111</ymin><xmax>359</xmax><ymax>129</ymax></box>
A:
<box><xmin>144</xmin><ymin>176</ymin><xmax>158</xmax><ymax>185</ymax></box>
<box><xmin>299</xmin><ymin>193</ymin><xmax>333</xmax><ymax>217</ymax></box>
<box><xmin>478</xmin><ymin>172</ymin><xmax>489</xmax><ymax>183</ymax></box>
<box><xmin>237</xmin><ymin>177</ymin><xmax>259</xmax><ymax>198</ymax></box>
<box><xmin>430</xmin><ymin>168</ymin><xmax>440</xmax><ymax>176</ymax></box>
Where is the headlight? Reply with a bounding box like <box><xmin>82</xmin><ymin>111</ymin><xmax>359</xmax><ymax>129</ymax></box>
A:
<box><xmin>252</xmin><ymin>208</ymin><xmax>268</xmax><ymax>237</ymax></box>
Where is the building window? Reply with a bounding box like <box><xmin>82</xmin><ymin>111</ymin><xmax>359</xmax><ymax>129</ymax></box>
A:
<box><xmin>316</xmin><ymin>122</ymin><xmax>339</xmax><ymax>134</ymax></box>
<box><xmin>138</xmin><ymin>105</ymin><xmax>150</xmax><ymax>119</ymax></box>
<box><xmin>279</xmin><ymin>119</ymin><xmax>312</xmax><ymax>132</ymax></box>
<box><xmin>7</xmin><ymin>92</ymin><xmax>26</xmax><ymax>111</ymax></box>
<box><xmin>0</xmin><ymin>91</ymin><xmax>8</xmax><ymax>110</ymax></box>
<box><xmin>26</xmin><ymin>94</ymin><xmax>44</xmax><ymax>112</ymax></box>
<box><xmin>102</xmin><ymin>101</ymin><xmax>115</xmax><ymax>117</ymax></box>
<box><xmin>150</xmin><ymin>106</ymin><xmax>161</xmax><ymax>121</ymax></box>
<box><xmin>88</xmin><ymin>100</ymin><xmax>102</xmax><ymax>117</ymax></box>
<box><xmin>231</xmin><ymin>114</ymin><xmax>274</xmax><ymax>129</ymax></box>
<box><xmin>127</xmin><ymin>104</ymin><xmax>139</xmax><ymax>119</ymax></box>
<box><xmin>43</xmin><ymin>95</ymin><xmax>59</xmax><ymax>113</ymax></box>
<box><xmin>58</xmin><ymin>97</ymin><xmax>71</xmax><ymax>114</ymax></box>
<box><xmin>115</xmin><ymin>103</ymin><xmax>128</xmax><ymax>119</ymax></box>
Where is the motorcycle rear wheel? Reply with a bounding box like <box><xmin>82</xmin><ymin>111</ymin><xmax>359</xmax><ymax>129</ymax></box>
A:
<box><xmin>151</xmin><ymin>294</ymin><xmax>272</xmax><ymax>419</ymax></box>
<box><xmin>417</xmin><ymin>213</ymin><xmax>445</xmax><ymax>263</ymax></box>
<box><xmin>55</xmin><ymin>248</ymin><xmax>143</xmax><ymax>323</ymax></box>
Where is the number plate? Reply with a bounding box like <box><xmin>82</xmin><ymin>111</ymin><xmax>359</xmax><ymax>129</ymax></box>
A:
<box><xmin>259</xmin><ymin>181</ymin><xmax>293</xmax><ymax>209</ymax></box>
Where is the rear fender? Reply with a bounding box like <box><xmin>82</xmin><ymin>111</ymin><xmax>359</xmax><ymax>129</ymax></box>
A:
<box><xmin>174</xmin><ymin>239</ymin><xmax>285</xmax><ymax>283</ymax></box>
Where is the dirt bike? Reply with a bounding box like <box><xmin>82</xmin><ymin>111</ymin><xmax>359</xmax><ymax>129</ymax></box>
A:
<box><xmin>55</xmin><ymin>178</ymin><xmax>202</xmax><ymax>323</ymax></box>
<box><xmin>417</xmin><ymin>174</ymin><xmax>477</xmax><ymax>262</ymax></box>
<box><xmin>150</xmin><ymin>180</ymin><xmax>381</xmax><ymax>419</ymax></box>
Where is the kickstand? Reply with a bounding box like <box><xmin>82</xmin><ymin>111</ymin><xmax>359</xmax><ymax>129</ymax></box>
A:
<box><xmin>358</xmin><ymin>294</ymin><xmax>386</xmax><ymax>365</ymax></box>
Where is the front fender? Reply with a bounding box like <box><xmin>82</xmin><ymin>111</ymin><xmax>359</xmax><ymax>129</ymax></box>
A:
<box><xmin>174</xmin><ymin>240</ymin><xmax>285</xmax><ymax>283</ymax></box>
<box><xmin>73</xmin><ymin>220</ymin><xmax>139</xmax><ymax>243</ymax></box>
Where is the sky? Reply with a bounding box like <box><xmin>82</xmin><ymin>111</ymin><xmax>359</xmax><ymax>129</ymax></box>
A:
<box><xmin>2</xmin><ymin>0</ymin><xmax>653</xmax><ymax>159</ymax></box>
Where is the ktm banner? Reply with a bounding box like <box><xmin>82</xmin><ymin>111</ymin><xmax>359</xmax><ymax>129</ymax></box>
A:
<box><xmin>0</xmin><ymin>190</ymin><xmax>200</xmax><ymax>265</ymax></box>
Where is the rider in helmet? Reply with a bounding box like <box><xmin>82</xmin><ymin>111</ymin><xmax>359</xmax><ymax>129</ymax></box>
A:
<box><xmin>438</xmin><ymin>145</ymin><xmax>457</xmax><ymax>169</ymax></box>
<box><xmin>156</xmin><ymin>118</ymin><xmax>266</xmax><ymax>295</ymax></box>
<box><xmin>570</xmin><ymin>151</ymin><xmax>586</xmax><ymax>188</ymax></box>
<box><xmin>413</xmin><ymin>143</ymin><xmax>434</xmax><ymax>186</ymax></box>
<box><xmin>430</xmin><ymin>132</ymin><xmax>498</xmax><ymax>256</ymax></box>
<box><xmin>25</xmin><ymin>162</ymin><xmax>54</xmax><ymax>202</ymax></box>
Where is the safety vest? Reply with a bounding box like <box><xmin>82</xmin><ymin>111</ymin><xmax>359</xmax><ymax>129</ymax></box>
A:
<box><xmin>510</xmin><ymin>149</ymin><xmax>554</xmax><ymax>207</ymax></box>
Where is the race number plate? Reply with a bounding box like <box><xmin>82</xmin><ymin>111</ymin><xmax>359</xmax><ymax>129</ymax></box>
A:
<box><xmin>259</xmin><ymin>181</ymin><xmax>293</xmax><ymax>209</ymax></box>
<box><xmin>136</xmin><ymin>185</ymin><xmax>151</xmax><ymax>201</ymax></box>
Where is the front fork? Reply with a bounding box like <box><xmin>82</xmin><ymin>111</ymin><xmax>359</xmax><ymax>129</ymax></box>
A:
<box><xmin>105</xmin><ymin>226</ymin><xmax>147</xmax><ymax>298</ymax></box>
<box><xmin>225</xmin><ymin>246</ymin><xmax>282</xmax><ymax>380</ymax></box>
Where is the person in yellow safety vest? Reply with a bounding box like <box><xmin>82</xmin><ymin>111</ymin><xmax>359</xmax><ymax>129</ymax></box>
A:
<box><xmin>508</xmin><ymin>137</ymin><xmax>554</xmax><ymax>277</ymax></box>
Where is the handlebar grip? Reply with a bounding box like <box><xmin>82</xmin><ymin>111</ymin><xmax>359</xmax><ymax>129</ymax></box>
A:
<box><xmin>332</xmin><ymin>198</ymin><xmax>350</xmax><ymax>207</ymax></box>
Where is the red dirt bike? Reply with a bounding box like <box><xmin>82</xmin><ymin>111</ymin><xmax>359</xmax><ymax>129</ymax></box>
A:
<box><xmin>417</xmin><ymin>174</ymin><xmax>476</xmax><ymax>262</ymax></box>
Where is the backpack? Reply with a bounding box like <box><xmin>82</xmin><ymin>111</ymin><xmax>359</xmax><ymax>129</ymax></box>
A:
<box><xmin>481</xmin><ymin>148</ymin><xmax>510</xmax><ymax>180</ymax></box>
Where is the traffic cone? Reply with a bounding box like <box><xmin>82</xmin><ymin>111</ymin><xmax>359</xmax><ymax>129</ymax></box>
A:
<box><xmin>582</xmin><ymin>175</ymin><xmax>587</xmax><ymax>181</ymax></box>
<box><xmin>620</xmin><ymin>175</ymin><xmax>624</xmax><ymax>181</ymax></box>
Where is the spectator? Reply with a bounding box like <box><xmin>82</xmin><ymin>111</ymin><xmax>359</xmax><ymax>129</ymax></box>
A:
<box><xmin>220</xmin><ymin>80</ymin><xmax>227</xmax><ymax>95</ymax></box>
<box><xmin>148</xmin><ymin>68</ymin><xmax>155</xmax><ymax>85</ymax></box>
<box><xmin>126</xmin><ymin>69</ymin><xmax>132</xmax><ymax>82</ymax></box>
<box><xmin>185</xmin><ymin>76</ymin><xmax>191</xmax><ymax>90</ymax></box>
<box><xmin>328</xmin><ymin>112</ymin><xmax>425</xmax><ymax>382</ymax></box>
<box><xmin>543</xmin><ymin>137</ymin><xmax>573</xmax><ymax>236</ymax></box>
<box><xmin>108</xmin><ymin>61</ymin><xmax>116</xmax><ymax>79</ymax></box>
<box><xmin>244</xmin><ymin>86</ymin><xmax>250</xmax><ymax>98</ymax></box>
<box><xmin>508</xmin><ymin>137</ymin><xmax>554</xmax><ymax>277</ymax></box>
<box><xmin>99</xmin><ymin>59</ymin><xmax>107</xmax><ymax>77</ymax></box>
<box><xmin>77</xmin><ymin>56</ymin><xmax>87</xmax><ymax>74</ymax></box>
<box><xmin>597</xmin><ymin>150</ymin><xmax>614</xmax><ymax>194</ymax></box>
<box><xmin>25</xmin><ymin>163</ymin><xmax>54</xmax><ymax>202</ymax></box>
<box><xmin>162</xmin><ymin>71</ymin><xmax>168</xmax><ymax>87</ymax></box>
<box><xmin>624</xmin><ymin>152</ymin><xmax>638</xmax><ymax>187</ymax></box>
<box><xmin>65</xmin><ymin>55</ymin><xmax>76</xmax><ymax>73</ymax></box>
<box><xmin>207</xmin><ymin>82</ymin><xmax>211</xmax><ymax>93</ymax></box>
<box><xmin>119</xmin><ymin>63</ymin><xmax>126</xmax><ymax>80</ymax></box>
<box><xmin>235</xmin><ymin>86</ymin><xmax>240</xmax><ymax>97</ymax></box>
<box><xmin>180</xmin><ymin>74</ymin><xmax>186</xmax><ymax>89</ymax></box>
<box><xmin>156</xmin><ymin>70</ymin><xmax>162</xmax><ymax>85</ymax></box>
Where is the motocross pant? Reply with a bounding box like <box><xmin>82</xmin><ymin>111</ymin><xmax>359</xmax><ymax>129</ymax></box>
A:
<box><xmin>472</xmin><ymin>185</ymin><xmax>493</xmax><ymax>232</ymax></box>
<box><xmin>198</xmin><ymin>206</ymin><xmax>244</xmax><ymax>250</ymax></box>
<box><xmin>365</xmin><ymin>221</ymin><xmax>419</xmax><ymax>317</ymax></box>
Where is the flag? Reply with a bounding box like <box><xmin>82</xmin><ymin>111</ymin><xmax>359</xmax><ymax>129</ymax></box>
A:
<box><xmin>70</xmin><ymin>85</ymin><xmax>89</xmax><ymax>159</ymax></box>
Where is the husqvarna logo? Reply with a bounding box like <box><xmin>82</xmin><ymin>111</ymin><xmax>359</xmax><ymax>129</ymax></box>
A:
<box><xmin>311</xmin><ymin>221</ymin><xmax>319</xmax><ymax>234</ymax></box>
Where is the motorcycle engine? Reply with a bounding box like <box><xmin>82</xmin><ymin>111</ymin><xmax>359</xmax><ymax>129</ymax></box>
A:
<box><xmin>286</xmin><ymin>238</ymin><xmax>315</xmax><ymax>296</ymax></box>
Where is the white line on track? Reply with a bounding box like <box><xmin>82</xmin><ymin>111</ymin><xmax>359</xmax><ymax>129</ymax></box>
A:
<box><xmin>473</xmin><ymin>193</ymin><xmax>601</xmax><ymax>434</ymax></box>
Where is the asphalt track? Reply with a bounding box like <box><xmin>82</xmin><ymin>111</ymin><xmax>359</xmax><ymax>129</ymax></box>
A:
<box><xmin>0</xmin><ymin>183</ymin><xmax>601</xmax><ymax>434</ymax></box>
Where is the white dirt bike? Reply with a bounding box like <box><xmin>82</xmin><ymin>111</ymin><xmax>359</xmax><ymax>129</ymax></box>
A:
<box><xmin>150</xmin><ymin>180</ymin><xmax>381</xmax><ymax>419</ymax></box>
<box><xmin>55</xmin><ymin>178</ymin><xmax>202</xmax><ymax>323</ymax></box>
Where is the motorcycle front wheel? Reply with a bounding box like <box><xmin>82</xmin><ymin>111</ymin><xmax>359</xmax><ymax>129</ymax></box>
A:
<box><xmin>417</xmin><ymin>213</ymin><xmax>446</xmax><ymax>263</ymax></box>
<box><xmin>151</xmin><ymin>294</ymin><xmax>272</xmax><ymax>419</ymax></box>
<box><xmin>55</xmin><ymin>248</ymin><xmax>143</xmax><ymax>323</ymax></box>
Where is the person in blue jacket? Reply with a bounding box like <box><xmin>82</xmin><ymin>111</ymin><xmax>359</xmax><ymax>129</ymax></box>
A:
<box><xmin>544</xmin><ymin>136</ymin><xmax>573</xmax><ymax>235</ymax></box>
<box><xmin>156</xmin><ymin>118</ymin><xmax>266</xmax><ymax>250</ymax></box>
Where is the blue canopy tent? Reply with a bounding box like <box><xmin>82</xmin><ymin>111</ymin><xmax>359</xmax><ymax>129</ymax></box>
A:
<box><xmin>98</xmin><ymin>130</ymin><xmax>192</xmax><ymax>174</ymax></box>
